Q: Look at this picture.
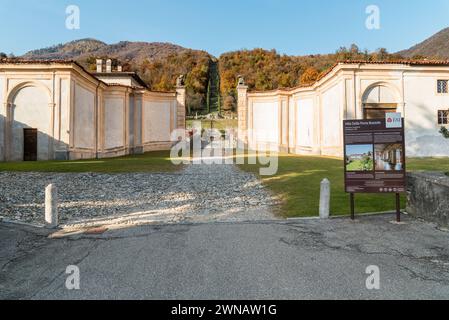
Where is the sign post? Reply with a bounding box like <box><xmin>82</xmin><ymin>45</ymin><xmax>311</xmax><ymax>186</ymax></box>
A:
<box><xmin>343</xmin><ymin>113</ymin><xmax>406</xmax><ymax>222</ymax></box>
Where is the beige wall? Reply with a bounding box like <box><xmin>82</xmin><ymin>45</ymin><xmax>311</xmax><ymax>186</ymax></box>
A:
<box><xmin>0</xmin><ymin>69</ymin><xmax>74</xmax><ymax>161</ymax></box>
<box><xmin>58</xmin><ymin>79</ymin><xmax>70</xmax><ymax>153</ymax></box>
<box><xmin>10</xmin><ymin>85</ymin><xmax>51</xmax><ymax>160</ymax></box>
<box><xmin>73</xmin><ymin>82</ymin><xmax>96</xmax><ymax>150</ymax></box>
<box><xmin>0</xmin><ymin>62</ymin><xmax>185</xmax><ymax>162</ymax></box>
<box><xmin>95</xmin><ymin>75</ymin><xmax>140</xmax><ymax>87</ymax></box>
<box><xmin>404</xmin><ymin>74</ymin><xmax>449</xmax><ymax>156</ymax></box>
<box><xmin>296</xmin><ymin>97</ymin><xmax>314</xmax><ymax>148</ymax></box>
<box><xmin>321</xmin><ymin>81</ymin><xmax>344</xmax><ymax>156</ymax></box>
<box><xmin>241</xmin><ymin>63</ymin><xmax>449</xmax><ymax>158</ymax></box>
<box><xmin>0</xmin><ymin>76</ymin><xmax>5</xmax><ymax>160</ymax></box>
<box><xmin>143</xmin><ymin>100</ymin><xmax>173</xmax><ymax>144</ymax></box>
<box><xmin>250</xmin><ymin>100</ymin><xmax>279</xmax><ymax>149</ymax></box>
<box><xmin>104</xmin><ymin>96</ymin><xmax>125</xmax><ymax>150</ymax></box>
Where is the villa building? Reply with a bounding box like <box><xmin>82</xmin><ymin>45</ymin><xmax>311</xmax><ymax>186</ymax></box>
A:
<box><xmin>238</xmin><ymin>61</ymin><xmax>449</xmax><ymax>157</ymax></box>
<box><xmin>0</xmin><ymin>59</ymin><xmax>185</xmax><ymax>161</ymax></box>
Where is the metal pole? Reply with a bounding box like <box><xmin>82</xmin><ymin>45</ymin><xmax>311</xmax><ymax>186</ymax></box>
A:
<box><xmin>350</xmin><ymin>193</ymin><xmax>355</xmax><ymax>220</ymax></box>
<box><xmin>396</xmin><ymin>193</ymin><xmax>401</xmax><ymax>222</ymax></box>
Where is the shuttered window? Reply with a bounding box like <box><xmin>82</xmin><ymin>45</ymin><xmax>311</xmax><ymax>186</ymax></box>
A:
<box><xmin>438</xmin><ymin>110</ymin><xmax>449</xmax><ymax>125</ymax></box>
<box><xmin>437</xmin><ymin>80</ymin><xmax>448</xmax><ymax>93</ymax></box>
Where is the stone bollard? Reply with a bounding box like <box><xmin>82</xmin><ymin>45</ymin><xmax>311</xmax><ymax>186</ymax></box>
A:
<box><xmin>45</xmin><ymin>184</ymin><xmax>58</xmax><ymax>228</ymax></box>
<box><xmin>319</xmin><ymin>178</ymin><xmax>331</xmax><ymax>219</ymax></box>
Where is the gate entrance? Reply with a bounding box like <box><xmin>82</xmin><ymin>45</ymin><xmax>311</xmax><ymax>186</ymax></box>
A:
<box><xmin>363</xmin><ymin>103</ymin><xmax>397</xmax><ymax>119</ymax></box>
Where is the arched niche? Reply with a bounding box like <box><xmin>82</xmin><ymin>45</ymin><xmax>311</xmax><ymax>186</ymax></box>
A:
<box><xmin>362</xmin><ymin>83</ymin><xmax>401</xmax><ymax>119</ymax></box>
<box><xmin>7</xmin><ymin>82</ymin><xmax>52</xmax><ymax>161</ymax></box>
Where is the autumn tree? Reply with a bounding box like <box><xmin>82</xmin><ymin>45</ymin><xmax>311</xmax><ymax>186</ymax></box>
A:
<box><xmin>300</xmin><ymin>67</ymin><xmax>319</xmax><ymax>84</ymax></box>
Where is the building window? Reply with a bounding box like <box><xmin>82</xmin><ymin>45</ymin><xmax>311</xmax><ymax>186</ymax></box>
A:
<box><xmin>437</xmin><ymin>80</ymin><xmax>448</xmax><ymax>93</ymax></box>
<box><xmin>438</xmin><ymin>110</ymin><xmax>449</xmax><ymax>125</ymax></box>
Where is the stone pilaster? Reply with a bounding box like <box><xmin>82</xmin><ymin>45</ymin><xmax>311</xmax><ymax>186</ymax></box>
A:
<box><xmin>3</xmin><ymin>102</ymin><xmax>11</xmax><ymax>161</ymax></box>
<box><xmin>176</xmin><ymin>85</ymin><xmax>186</xmax><ymax>130</ymax></box>
<box><xmin>237</xmin><ymin>83</ymin><xmax>249</xmax><ymax>144</ymax></box>
<box><xmin>0</xmin><ymin>102</ymin><xmax>7</xmax><ymax>161</ymax></box>
<box><xmin>397</xmin><ymin>102</ymin><xmax>406</xmax><ymax>117</ymax></box>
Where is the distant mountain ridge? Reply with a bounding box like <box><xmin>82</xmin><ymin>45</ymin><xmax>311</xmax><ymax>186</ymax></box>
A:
<box><xmin>22</xmin><ymin>38</ymin><xmax>209</xmax><ymax>66</ymax></box>
<box><xmin>398</xmin><ymin>27</ymin><xmax>449</xmax><ymax>59</ymax></box>
<box><xmin>21</xmin><ymin>26</ymin><xmax>449</xmax><ymax>67</ymax></box>
<box><xmin>23</xmin><ymin>38</ymin><xmax>107</xmax><ymax>59</ymax></box>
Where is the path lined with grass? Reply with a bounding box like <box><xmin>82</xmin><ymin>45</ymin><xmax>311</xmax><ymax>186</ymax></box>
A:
<box><xmin>1</xmin><ymin>150</ymin><xmax>447</xmax><ymax>219</ymax></box>
<box><xmin>239</xmin><ymin>155</ymin><xmax>449</xmax><ymax>218</ymax></box>
<box><xmin>0</xmin><ymin>151</ymin><xmax>181</xmax><ymax>173</ymax></box>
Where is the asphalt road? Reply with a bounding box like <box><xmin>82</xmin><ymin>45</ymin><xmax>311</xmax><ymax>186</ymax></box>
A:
<box><xmin>1</xmin><ymin>214</ymin><xmax>448</xmax><ymax>300</ymax></box>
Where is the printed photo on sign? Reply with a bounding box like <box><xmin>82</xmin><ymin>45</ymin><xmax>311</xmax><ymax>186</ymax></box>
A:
<box><xmin>345</xmin><ymin>144</ymin><xmax>374</xmax><ymax>171</ymax></box>
<box><xmin>374</xmin><ymin>144</ymin><xmax>404</xmax><ymax>171</ymax></box>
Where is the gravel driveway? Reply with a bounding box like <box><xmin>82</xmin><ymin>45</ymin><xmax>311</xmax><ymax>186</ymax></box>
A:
<box><xmin>0</xmin><ymin>164</ymin><xmax>278</xmax><ymax>227</ymax></box>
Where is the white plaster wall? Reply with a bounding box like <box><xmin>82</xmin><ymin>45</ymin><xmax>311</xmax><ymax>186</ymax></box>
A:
<box><xmin>144</xmin><ymin>100</ymin><xmax>171</xmax><ymax>143</ymax></box>
<box><xmin>104</xmin><ymin>97</ymin><xmax>125</xmax><ymax>149</ymax></box>
<box><xmin>0</xmin><ymin>76</ymin><xmax>4</xmax><ymax>104</ymax></box>
<box><xmin>95</xmin><ymin>76</ymin><xmax>140</xmax><ymax>87</ymax></box>
<box><xmin>59</xmin><ymin>79</ymin><xmax>70</xmax><ymax>148</ymax></box>
<box><xmin>134</xmin><ymin>98</ymin><xmax>142</xmax><ymax>146</ymax></box>
<box><xmin>345</xmin><ymin>78</ymin><xmax>356</xmax><ymax>119</ymax></box>
<box><xmin>281</xmin><ymin>100</ymin><xmax>288</xmax><ymax>146</ymax></box>
<box><xmin>363</xmin><ymin>85</ymin><xmax>397</xmax><ymax>103</ymax></box>
<box><xmin>8</xmin><ymin>79</ymin><xmax>52</xmax><ymax>94</ymax></box>
<box><xmin>128</xmin><ymin>96</ymin><xmax>134</xmax><ymax>147</ymax></box>
<box><xmin>288</xmin><ymin>98</ymin><xmax>295</xmax><ymax>149</ymax></box>
<box><xmin>0</xmin><ymin>76</ymin><xmax>5</xmax><ymax>160</ymax></box>
<box><xmin>252</xmin><ymin>101</ymin><xmax>279</xmax><ymax>145</ymax></box>
<box><xmin>11</xmin><ymin>85</ymin><xmax>51</xmax><ymax>160</ymax></box>
<box><xmin>360</xmin><ymin>78</ymin><xmax>402</xmax><ymax>100</ymax></box>
<box><xmin>74</xmin><ymin>83</ymin><xmax>95</xmax><ymax>149</ymax></box>
<box><xmin>321</xmin><ymin>82</ymin><xmax>343</xmax><ymax>147</ymax></box>
<box><xmin>296</xmin><ymin>98</ymin><xmax>314</xmax><ymax>147</ymax></box>
<box><xmin>404</xmin><ymin>75</ymin><xmax>449</xmax><ymax>156</ymax></box>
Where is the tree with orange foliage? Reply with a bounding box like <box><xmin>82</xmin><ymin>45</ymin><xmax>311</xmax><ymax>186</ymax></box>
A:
<box><xmin>300</xmin><ymin>67</ymin><xmax>319</xmax><ymax>84</ymax></box>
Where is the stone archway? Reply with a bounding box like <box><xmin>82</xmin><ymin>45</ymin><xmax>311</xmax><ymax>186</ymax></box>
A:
<box><xmin>362</xmin><ymin>83</ymin><xmax>401</xmax><ymax>119</ymax></box>
<box><xmin>6</xmin><ymin>83</ymin><xmax>52</xmax><ymax>161</ymax></box>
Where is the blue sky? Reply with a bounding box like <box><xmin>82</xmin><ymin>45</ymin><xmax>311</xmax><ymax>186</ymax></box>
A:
<box><xmin>346</xmin><ymin>144</ymin><xmax>373</xmax><ymax>156</ymax></box>
<box><xmin>1</xmin><ymin>0</ymin><xmax>449</xmax><ymax>57</ymax></box>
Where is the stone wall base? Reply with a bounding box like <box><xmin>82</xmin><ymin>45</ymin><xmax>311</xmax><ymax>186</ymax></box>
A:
<box><xmin>142</xmin><ymin>142</ymin><xmax>173</xmax><ymax>152</ymax></box>
<box><xmin>407</xmin><ymin>172</ymin><xmax>449</xmax><ymax>228</ymax></box>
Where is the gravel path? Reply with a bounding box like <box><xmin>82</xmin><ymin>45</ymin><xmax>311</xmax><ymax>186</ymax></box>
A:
<box><xmin>0</xmin><ymin>164</ymin><xmax>278</xmax><ymax>227</ymax></box>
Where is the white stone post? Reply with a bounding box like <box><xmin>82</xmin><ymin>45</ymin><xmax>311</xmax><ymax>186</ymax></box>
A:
<box><xmin>45</xmin><ymin>184</ymin><xmax>58</xmax><ymax>228</ymax></box>
<box><xmin>96</xmin><ymin>59</ymin><xmax>103</xmax><ymax>73</ymax></box>
<box><xmin>106</xmin><ymin>59</ymin><xmax>112</xmax><ymax>73</ymax></box>
<box><xmin>319</xmin><ymin>178</ymin><xmax>330</xmax><ymax>219</ymax></box>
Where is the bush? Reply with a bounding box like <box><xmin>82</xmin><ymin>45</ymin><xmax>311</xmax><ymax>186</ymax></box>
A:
<box><xmin>223</xmin><ymin>95</ymin><xmax>235</xmax><ymax>112</ymax></box>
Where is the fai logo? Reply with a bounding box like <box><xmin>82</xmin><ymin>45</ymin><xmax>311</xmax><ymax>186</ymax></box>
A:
<box><xmin>386</xmin><ymin>112</ymin><xmax>402</xmax><ymax>128</ymax></box>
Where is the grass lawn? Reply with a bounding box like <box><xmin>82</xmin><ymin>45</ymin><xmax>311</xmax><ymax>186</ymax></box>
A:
<box><xmin>238</xmin><ymin>154</ymin><xmax>449</xmax><ymax>218</ymax></box>
<box><xmin>0</xmin><ymin>151</ymin><xmax>182</xmax><ymax>173</ymax></box>
<box><xmin>346</xmin><ymin>159</ymin><xmax>373</xmax><ymax>171</ymax></box>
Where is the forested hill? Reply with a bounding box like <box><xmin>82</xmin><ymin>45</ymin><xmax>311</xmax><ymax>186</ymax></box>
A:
<box><xmin>9</xmin><ymin>27</ymin><xmax>449</xmax><ymax>114</ymax></box>
<box><xmin>218</xmin><ymin>46</ymin><xmax>401</xmax><ymax>109</ymax></box>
